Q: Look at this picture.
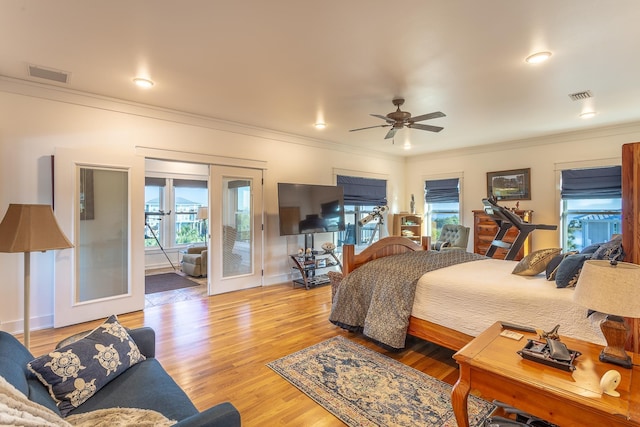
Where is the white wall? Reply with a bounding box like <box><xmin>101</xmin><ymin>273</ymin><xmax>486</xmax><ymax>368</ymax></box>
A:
<box><xmin>406</xmin><ymin>123</ymin><xmax>640</xmax><ymax>251</ymax></box>
<box><xmin>0</xmin><ymin>79</ymin><xmax>405</xmax><ymax>333</ymax></box>
<box><xmin>3</xmin><ymin>77</ymin><xmax>640</xmax><ymax>334</ymax></box>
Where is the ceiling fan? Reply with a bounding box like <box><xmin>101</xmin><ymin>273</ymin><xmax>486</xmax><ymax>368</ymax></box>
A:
<box><xmin>349</xmin><ymin>97</ymin><xmax>445</xmax><ymax>140</ymax></box>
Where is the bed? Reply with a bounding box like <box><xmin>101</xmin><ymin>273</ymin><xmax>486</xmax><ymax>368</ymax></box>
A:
<box><xmin>330</xmin><ymin>236</ymin><xmax>604</xmax><ymax>351</ymax></box>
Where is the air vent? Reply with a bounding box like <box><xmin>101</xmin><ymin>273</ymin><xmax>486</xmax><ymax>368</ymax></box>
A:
<box><xmin>568</xmin><ymin>90</ymin><xmax>593</xmax><ymax>101</ymax></box>
<box><xmin>27</xmin><ymin>64</ymin><xmax>70</xmax><ymax>84</ymax></box>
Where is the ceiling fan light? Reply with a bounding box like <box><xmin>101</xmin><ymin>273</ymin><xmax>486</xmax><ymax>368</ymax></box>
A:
<box><xmin>525</xmin><ymin>51</ymin><xmax>552</xmax><ymax>64</ymax></box>
<box><xmin>133</xmin><ymin>78</ymin><xmax>154</xmax><ymax>88</ymax></box>
<box><xmin>580</xmin><ymin>111</ymin><xmax>596</xmax><ymax>119</ymax></box>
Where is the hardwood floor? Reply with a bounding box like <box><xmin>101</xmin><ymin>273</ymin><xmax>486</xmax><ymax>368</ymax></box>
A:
<box><xmin>26</xmin><ymin>283</ymin><xmax>459</xmax><ymax>426</ymax></box>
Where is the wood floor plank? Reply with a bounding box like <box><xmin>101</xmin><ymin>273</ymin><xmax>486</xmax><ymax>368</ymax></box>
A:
<box><xmin>25</xmin><ymin>283</ymin><xmax>458</xmax><ymax>426</ymax></box>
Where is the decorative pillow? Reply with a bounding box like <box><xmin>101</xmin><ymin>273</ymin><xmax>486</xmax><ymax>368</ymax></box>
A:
<box><xmin>545</xmin><ymin>251</ymin><xmax>578</xmax><ymax>281</ymax></box>
<box><xmin>432</xmin><ymin>241</ymin><xmax>451</xmax><ymax>251</ymax></box>
<box><xmin>580</xmin><ymin>243</ymin><xmax>601</xmax><ymax>254</ymax></box>
<box><xmin>555</xmin><ymin>253</ymin><xmax>592</xmax><ymax>288</ymax></box>
<box><xmin>512</xmin><ymin>248</ymin><xmax>562</xmax><ymax>276</ymax></box>
<box><xmin>592</xmin><ymin>235</ymin><xmax>624</xmax><ymax>261</ymax></box>
<box><xmin>27</xmin><ymin>315</ymin><xmax>145</xmax><ymax>417</ymax></box>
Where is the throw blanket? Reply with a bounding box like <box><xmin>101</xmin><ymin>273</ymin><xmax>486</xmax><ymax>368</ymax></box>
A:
<box><xmin>330</xmin><ymin>250</ymin><xmax>486</xmax><ymax>349</ymax></box>
<box><xmin>0</xmin><ymin>375</ymin><xmax>175</xmax><ymax>427</ymax></box>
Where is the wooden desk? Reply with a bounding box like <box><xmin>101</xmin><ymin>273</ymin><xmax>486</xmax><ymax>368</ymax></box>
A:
<box><xmin>452</xmin><ymin>322</ymin><xmax>640</xmax><ymax>427</ymax></box>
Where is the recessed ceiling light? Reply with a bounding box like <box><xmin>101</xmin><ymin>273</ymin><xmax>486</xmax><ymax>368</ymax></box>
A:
<box><xmin>525</xmin><ymin>51</ymin><xmax>552</xmax><ymax>64</ymax></box>
<box><xmin>314</xmin><ymin>122</ymin><xmax>326</xmax><ymax>129</ymax></box>
<box><xmin>579</xmin><ymin>111</ymin><xmax>596</xmax><ymax>119</ymax></box>
<box><xmin>133</xmin><ymin>78</ymin><xmax>154</xmax><ymax>88</ymax></box>
<box><xmin>403</xmin><ymin>143</ymin><xmax>411</xmax><ymax>150</ymax></box>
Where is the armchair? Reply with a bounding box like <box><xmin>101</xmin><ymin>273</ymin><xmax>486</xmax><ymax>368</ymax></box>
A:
<box><xmin>432</xmin><ymin>224</ymin><xmax>470</xmax><ymax>251</ymax></box>
<box><xmin>182</xmin><ymin>245</ymin><xmax>207</xmax><ymax>277</ymax></box>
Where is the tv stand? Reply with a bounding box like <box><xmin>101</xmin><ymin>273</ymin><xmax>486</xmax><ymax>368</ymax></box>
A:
<box><xmin>289</xmin><ymin>233</ymin><xmax>341</xmax><ymax>289</ymax></box>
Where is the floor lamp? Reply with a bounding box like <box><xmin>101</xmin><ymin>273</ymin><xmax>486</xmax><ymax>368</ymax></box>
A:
<box><xmin>0</xmin><ymin>204</ymin><xmax>73</xmax><ymax>348</ymax></box>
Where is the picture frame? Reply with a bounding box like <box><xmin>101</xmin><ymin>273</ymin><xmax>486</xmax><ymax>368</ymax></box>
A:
<box><xmin>486</xmin><ymin>168</ymin><xmax>531</xmax><ymax>201</ymax></box>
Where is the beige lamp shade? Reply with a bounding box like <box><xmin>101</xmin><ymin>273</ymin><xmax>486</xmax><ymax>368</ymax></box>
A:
<box><xmin>573</xmin><ymin>260</ymin><xmax>640</xmax><ymax>318</ymax></box>
<box><xmin>197</xmin><ymin>206</ymin><xmax>208</xmax><ymax>221</ymax></box>
<box><xmin>0</xmin><ymin>204</ymin><xmax>73</xmax><ymax>253</ymax></box>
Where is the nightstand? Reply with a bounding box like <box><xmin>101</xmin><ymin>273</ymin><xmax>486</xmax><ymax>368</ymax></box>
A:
<box><xmin>452</xmin><ymin>322</ymin><xmax>640</xmax><ymax>427</ymax></box>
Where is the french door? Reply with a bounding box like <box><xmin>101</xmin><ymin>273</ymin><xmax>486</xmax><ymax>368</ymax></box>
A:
<box><xmin>54</xmin><ymin>148</ymin><xmax>145</xmax><ymax>327</ymax></box>
<box><xmin>208</xmin><ymin>165</ymin><xmax>263</xmax><ymax>294</ymax></box>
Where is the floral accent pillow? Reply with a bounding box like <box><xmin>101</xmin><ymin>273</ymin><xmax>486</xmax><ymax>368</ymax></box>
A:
<box><xmin>27</xmin><ymin>315</ymin><xmax>145</xmax><ymax>416</ymax></box>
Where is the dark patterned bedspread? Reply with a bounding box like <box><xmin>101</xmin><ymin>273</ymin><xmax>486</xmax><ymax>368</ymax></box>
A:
<box><xmin>329</xmin><ymin>250</ymin><xmax>486</xmax><ymax>349</ymax></box>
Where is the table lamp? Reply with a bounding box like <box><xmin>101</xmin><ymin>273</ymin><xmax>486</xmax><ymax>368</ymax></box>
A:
<box><xmin>0</xmin><ymin>204</ymin><xmax>73</xmax><ymax>348</ymax></box>
<box><xmin>573</xmin><ymin>259</ymin><xmax>640</xmax><ymax>368</ymax></box>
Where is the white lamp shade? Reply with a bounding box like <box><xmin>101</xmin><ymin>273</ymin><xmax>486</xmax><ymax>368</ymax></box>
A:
<box><xmin>0</xmin><ymin>204</ymin><xmax>73</xmax><ymax>253</ymax></box>
<box><xmin>574</xmin><ymin>260</ymin><xmax>640</xmax><ymax>318</ymax></box>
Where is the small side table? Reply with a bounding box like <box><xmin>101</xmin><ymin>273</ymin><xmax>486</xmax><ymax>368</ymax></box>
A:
<box><xmin>452</xmin><ymin>322</ymin><xmax>640</xmax><ymax>427</ymax></box>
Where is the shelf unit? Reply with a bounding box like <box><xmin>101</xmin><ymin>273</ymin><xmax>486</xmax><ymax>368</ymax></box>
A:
<box><xmin>393</xmin><ymin>213</ymin><xmax>422</xmax><ymax>243</ymax></box>
<box><xmin>290</xmin><ymin>251</ymin><xmax>341</xmax><ymax>289</ymax></box>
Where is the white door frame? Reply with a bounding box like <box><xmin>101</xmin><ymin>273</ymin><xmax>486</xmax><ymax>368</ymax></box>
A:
<box><xmin>53</xmin><ymin>148</ymin><xmax>145</xmax><ymax>327</ymax></box>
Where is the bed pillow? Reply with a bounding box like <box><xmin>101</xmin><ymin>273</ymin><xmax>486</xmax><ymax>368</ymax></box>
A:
<box><xmin>512</xmin><ymin>248</ymin><xmax>562</xmax><ymax>276</ymax></box>
<box><xmin>555</xmin><ymin>253</ymin><xmax>592</xmax><ymax>288</ymax></box>
<box><xmin>545</xmin><ymin>251</ymin><xmax>578</xmax><ymax>281</ymax></box>
<box><xmin>580</xmin><ymin>243</ymin><xmax>601</xmax><ymax>254</ymax></box>
<box><xmin>27</xmin><ymin>315</ymin><xmax>145</xmax><ymax>416</ymax></box>
<box><xmin>591</xmin><ymin>235</ymin><xmax>624</xmax><ymax>261</ymax></box>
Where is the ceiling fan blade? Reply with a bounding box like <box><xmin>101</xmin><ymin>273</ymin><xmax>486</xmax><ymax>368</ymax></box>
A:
<box><xmin>370</xmin><ymin>114</ymin><xmax>395</xmax><ymax>123</ymax></box>
<box><xmin>408</xmin><ymin>111</ymin><xmax>446</xmax><ymax>123</ymax></box>
<box><xmin>384</xmin><ymin>127</ymin><xmax>398</xmax><ymax>139</ymax></box>
<box><xmin>408</xmin><ymin>123</ymin><xmax>444</xmax><ymax>133</ymax></box>
<box><xmin>349</xmin><ymin>124</ymin><xmax>391</xmax><ymax>132</ymax></box>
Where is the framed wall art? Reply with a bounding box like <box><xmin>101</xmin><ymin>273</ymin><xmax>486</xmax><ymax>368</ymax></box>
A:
<box><xmin>486</xmin><ymin>168</ymin><xmax>531</xmax><ymax>201</ymax></box>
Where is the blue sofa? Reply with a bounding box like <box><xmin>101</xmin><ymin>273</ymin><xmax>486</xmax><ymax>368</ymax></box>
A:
<box><xmin>0</xmin><ymin>328</ymin><xmax>241</xmax><ymax>426</ymax></box>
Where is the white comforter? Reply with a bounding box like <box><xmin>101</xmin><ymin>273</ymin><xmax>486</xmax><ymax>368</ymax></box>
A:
<box><xmin>411</xmin><ymin>258</ymin><xmax>605</xmax><ymax>345</ymax></box>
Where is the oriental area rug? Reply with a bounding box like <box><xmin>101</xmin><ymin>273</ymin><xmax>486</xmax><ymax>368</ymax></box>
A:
<box><xmin>267</xmin><ymin>336</ymin><xmax>494</xmax><ymax>427</ymax></box>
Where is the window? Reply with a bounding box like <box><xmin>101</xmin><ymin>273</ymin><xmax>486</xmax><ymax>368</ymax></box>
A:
<box><xmin>144</xmin><ymin>177</ymin><xmax>208</xmax><ymax>249</ymax></box>
<box><xmin>425</xmin><ymin>178</ymin><xmax>460</xmax><ymax>242</ymax></box>
<box><xmin>337</xmin><ymin>175</ymin><xmax>387</xmax><ymax>247</ymax></box>
<box><xmin>560</xmin><ymin>166</ymin><xmax>621</xmax><ymax>251</ymax></box>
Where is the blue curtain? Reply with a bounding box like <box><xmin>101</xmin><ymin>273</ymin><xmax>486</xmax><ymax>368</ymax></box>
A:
<box><xmin>561</xmin><ymin>166</ymin><xmax>621</xmax><ymax>199</ymax></box>
<box><xmin>337</xmin><ymin>175</ymin><xmax>387</xmax><ymax>206</ymax></box>
<box><xmin>424</xmin><ymin>178</ymin><xmax>459</xmax><ymax>203</ymax></box>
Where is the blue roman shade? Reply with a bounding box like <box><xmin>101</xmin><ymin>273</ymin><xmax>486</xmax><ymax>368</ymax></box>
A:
<box><xmin>337</xmin><ymin>175</ymin><xmax>387</xmax><ymax>206</ymax></box>
<box><xmin>561</xmin><ymin>166</ymin><xmax>621</xmax><ymax>199</ymax></box>
<box><xmin>425</xmin><ymin>178</ymin><xmax>460</xmax><ymax>203</ymax></box>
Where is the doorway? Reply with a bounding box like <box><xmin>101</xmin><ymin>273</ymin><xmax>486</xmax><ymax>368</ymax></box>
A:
<box><xmin>144</xmin><ymin>159</ymin><xmax>264</xmax><ymax>300</ymax></box>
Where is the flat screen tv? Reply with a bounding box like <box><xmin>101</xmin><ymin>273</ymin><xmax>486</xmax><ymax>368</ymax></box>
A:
<box><xmin>277</xmin><ymin>183</ymin><xmax>345</xmax><ymax>236</ymax></box>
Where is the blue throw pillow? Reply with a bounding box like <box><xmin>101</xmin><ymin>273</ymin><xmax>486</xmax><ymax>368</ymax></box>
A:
<box><xmin>27</xmin><ymin>315</ymin><xmax>145</xmax><ymax>416</ymax></box>
<box><xmin>545</xmin><ymin>251</ymin><xmax>577</xmax><ymax>281</ymax></box>
<box><xmin>592</xmin><ymin>235</ymin><xmax>624</xmax><ymax>261</ymax></box>
<box><xmin>555</xmin><ymin>253</ymin><xmax>592</xmax><ymax>288</ymax></box>
<box><xmin>580</xmin><ymin>243</ymin><xmax>601</xmax><ymax>254</ymax></box>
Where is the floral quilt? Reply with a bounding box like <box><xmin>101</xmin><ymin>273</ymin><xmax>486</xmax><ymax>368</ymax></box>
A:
<box><xmin>329</xmin><ymin>250</ymin><xmax>485</xmax><ymax>349</ymax></box>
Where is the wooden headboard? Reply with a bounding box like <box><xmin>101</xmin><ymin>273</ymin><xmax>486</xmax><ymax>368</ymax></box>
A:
<box><xmin>342</xmin><ymin>236</ymin><xmax>431</xmax><ymax>274</ymax></box>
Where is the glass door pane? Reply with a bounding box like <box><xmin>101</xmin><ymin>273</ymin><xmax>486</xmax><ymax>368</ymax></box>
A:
<box><xmin>222</xmin><ymin>178</ymin><xmax>251</xmax><ymax>277</ymax></box>
<box><xmin>77</xmin><ymin>167</ymin><xmax>128</xmax><ymax>302</ymax></box>
<box><xmin>209</xmin><ymin>165</ymin><xmax>262</xmax><ymax>294</ymax></box>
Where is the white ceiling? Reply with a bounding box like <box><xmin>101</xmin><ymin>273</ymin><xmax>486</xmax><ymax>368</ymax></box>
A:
<box><xmin>2</xmin><ymin>0</ymin><xmax>640</xmax><ymax>156</ymax></box>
